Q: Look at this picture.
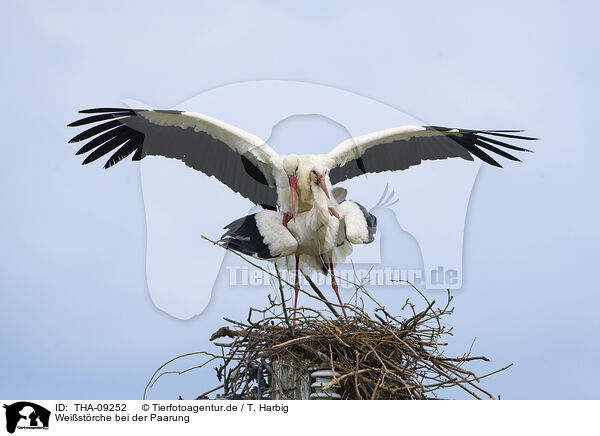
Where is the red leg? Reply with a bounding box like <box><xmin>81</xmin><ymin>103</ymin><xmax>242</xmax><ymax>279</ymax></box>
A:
<box><xmin>329</xmin><ymin>260</ymin><xmax>349</xmax><ymax>321</ymax></box>
<box><xmin>293</xmin><ymin>255</ymin><xmax>300</xmax><ymax>328</ymax></box>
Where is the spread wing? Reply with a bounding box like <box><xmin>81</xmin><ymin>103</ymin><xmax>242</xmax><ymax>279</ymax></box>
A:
<box><xmin>68</xmin><ymin>108</ymin><xmax>281</xmax><ymax>208</ymax></box>
<box><xmin>326</xmin><ymin>125</ymin><xmax>536</xmax><ymax>184</ymax></box>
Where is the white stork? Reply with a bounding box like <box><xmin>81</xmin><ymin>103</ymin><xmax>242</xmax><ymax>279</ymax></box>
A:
<box><xmin>220</xmin><ymin>174</ymin><xmax>376</xmax><ymax>323</ymax></box>
<box><xmin>68</xmin><ymin>108</ymin><xmax>534</xmax><ymax>317</ymax></box>
<box><xmin>68</xmin><ymin>107</ymin><xmax>535</xmax><ymax>221</ymax></box>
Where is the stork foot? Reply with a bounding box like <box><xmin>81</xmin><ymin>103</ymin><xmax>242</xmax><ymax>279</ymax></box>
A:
<box><xmin>328</xmin><ymin>207</ymin><xmax>340</xmax><ymax>219</ymax></box>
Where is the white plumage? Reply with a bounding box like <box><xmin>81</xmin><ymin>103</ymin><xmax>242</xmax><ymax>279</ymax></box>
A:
<box><xmin>221</xmin><ymin>172</ymin><xmax>377</xmax><ymax>322</ymax></box>
<box><xmin>253</xmin><ymin>211</ymin><xmax>298</xmax><ymax>258</ymax></box>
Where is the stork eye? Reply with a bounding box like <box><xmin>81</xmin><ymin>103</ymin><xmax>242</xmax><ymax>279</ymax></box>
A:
<box><xmin>312</xmin><ymin>170</ymin><xmax>317</xmax><ymax>175</ymax></box>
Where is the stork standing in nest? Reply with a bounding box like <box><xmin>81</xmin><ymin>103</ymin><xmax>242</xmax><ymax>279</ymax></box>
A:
<box><xmin>220</xmin><ymin>166</ymin><xmax>376</xmax><ymax>324</ymax></box>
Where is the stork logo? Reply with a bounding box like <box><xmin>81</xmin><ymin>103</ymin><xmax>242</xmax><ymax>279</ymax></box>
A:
<box><xmin>3</xmin><ymin>402</ymin><xmax>50</xmax><ymax>433</ymax></box>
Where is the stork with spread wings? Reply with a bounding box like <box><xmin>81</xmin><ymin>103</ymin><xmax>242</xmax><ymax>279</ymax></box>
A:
<box><xmin>69</xmin><ymin>106</ymin><xmax>535</xmax><ymax>321</ymax></box>
<box><xmin>69</xmin><ymin>108</ymin><xmax>535</xmax><ymax>217</ymax></box>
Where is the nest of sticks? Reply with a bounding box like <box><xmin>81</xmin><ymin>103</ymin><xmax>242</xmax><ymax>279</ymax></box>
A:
<box><xmin>145</xmin><ymin>246</ymin><xmax>511</xmax><ymax>400</ymax></box>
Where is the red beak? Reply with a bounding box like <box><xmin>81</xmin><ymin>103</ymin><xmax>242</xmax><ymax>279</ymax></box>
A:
<box><xmin>316</xmin><ymin>175</ymin><xmax>330</xmax><ymax>199</ymax></box>
<box><xmin>289</xmin><ymin>176</ymin><xmax>297</xmax><ymax>221</ymax></box>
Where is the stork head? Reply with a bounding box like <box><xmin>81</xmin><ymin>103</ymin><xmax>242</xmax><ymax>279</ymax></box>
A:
<box><xmin>310</xmin><ymin>165</ymin><xmax>330</xmax><ymax>199</ymax></box>
<box><xmin>283</xmin><ymin>155</ymin><xmax>300</xmax><ymax>220</ymax></box>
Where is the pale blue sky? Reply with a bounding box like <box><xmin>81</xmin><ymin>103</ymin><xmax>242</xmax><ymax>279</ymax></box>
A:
<box><xmin>1</xmin><ymin>1</ymin><xmax>599</xmax><ymax>399</ymax></box>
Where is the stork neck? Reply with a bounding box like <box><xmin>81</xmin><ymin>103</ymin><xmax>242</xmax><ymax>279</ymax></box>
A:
<box><xmin>311</xmin><ymin>183</ymin><xmax>329</xmax><ymax>210</ymax></box>
<box><xmin>305</xmin><ymin>183</ymin><xmax>330</xmax><ymax>231</ymax></box>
